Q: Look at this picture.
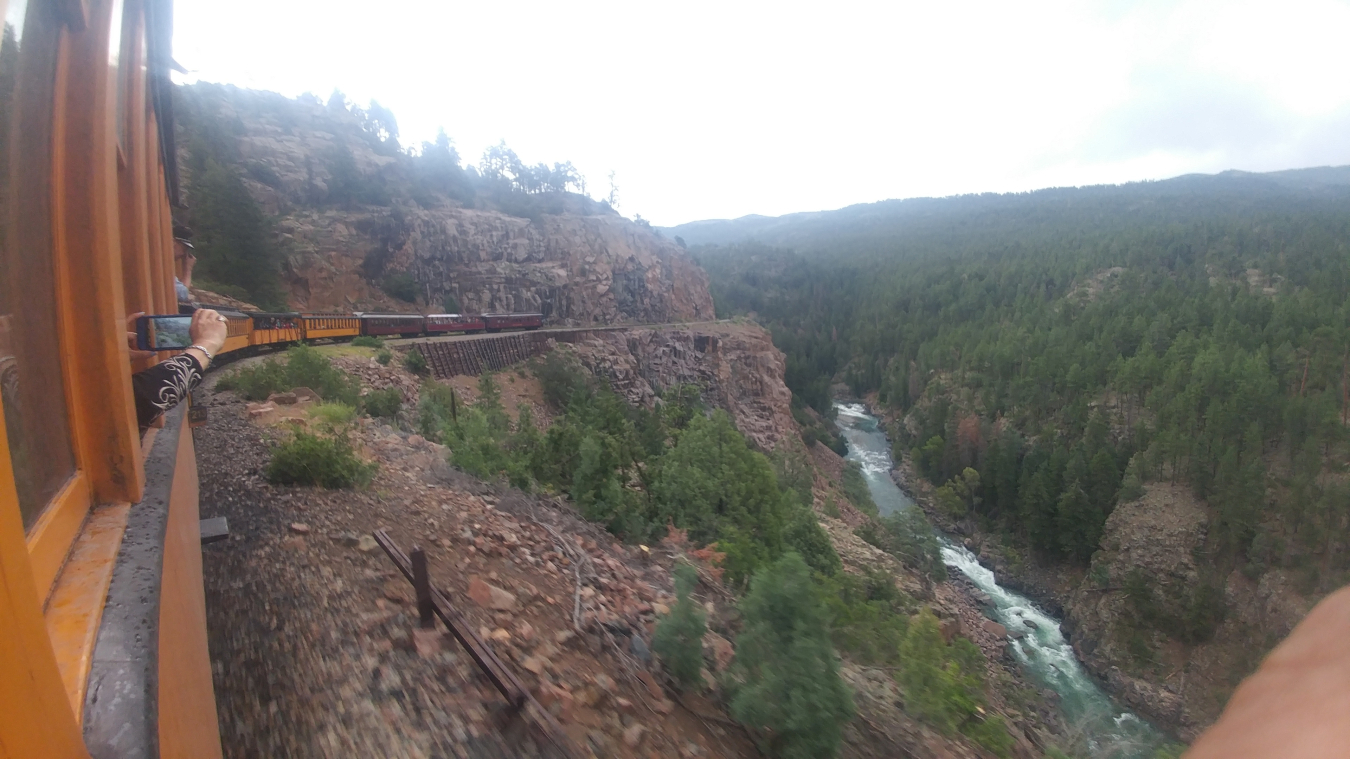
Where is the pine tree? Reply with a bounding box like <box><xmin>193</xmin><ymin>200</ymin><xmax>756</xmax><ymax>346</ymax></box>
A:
<box><xmin>190</xmin><ymin>158</ymin><xmax>286</xmax><ymax>308</ymax></box>
<box><xmin>731</xmin><ymin>552</ymin><xmax>855</xmax><ymax>758</ymax></box>
<box><xmin>897</xmin><ymin>609</ymin><xmax>959</xmax><ymax>732</ymax></box>
<box><xmin>652</xmin><ymin>563</ymin><xmax>707</xmax><ymax>691</ymax></box>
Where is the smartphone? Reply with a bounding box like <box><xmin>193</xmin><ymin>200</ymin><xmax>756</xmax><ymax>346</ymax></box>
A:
<box><xmin>136</xmin><ymin>315</ymin><xmax>194</xmax><ymax>351</ymax></box>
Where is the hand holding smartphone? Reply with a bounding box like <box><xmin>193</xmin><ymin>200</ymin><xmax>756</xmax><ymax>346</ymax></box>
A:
<box><xmin>135</xmin><ymin>315</ymin><xmax>195</xmax><ymax>351</ymax></box>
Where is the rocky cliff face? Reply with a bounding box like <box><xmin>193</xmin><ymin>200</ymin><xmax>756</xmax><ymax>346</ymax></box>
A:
<box><xmin>1060</xmin><ymin>484</ymin><xmax>1316</xmax><ymax>740</ymax></box>
<box><xmin>563</xmin><ymin>323</ymin><xmax>796</xmax><ymax>451</ymax></box>
<box><xmin>180</xmin><ymin>86</ymin><xmax>714</xmax><ymax>323</ymax></box>
<box><xmin>275</xmin><ymin>206</ymin><xmax>713</xmax><ymax>323</ymax></box>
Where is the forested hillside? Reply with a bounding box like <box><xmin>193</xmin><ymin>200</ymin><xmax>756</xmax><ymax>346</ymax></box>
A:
<box><xmin>692</xmin><ymin>169</ymin><xmax>1350</xmax><ymax>727</ymax></box>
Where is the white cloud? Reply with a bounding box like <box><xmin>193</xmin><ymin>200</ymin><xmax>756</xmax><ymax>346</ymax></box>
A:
<box><xmin>173</xmin><ymin>0</ymin><xmax>1350</xmax><ymax>225</ymax></box>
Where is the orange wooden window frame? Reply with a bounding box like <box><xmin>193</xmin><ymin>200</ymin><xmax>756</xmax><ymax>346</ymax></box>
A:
<box><xmin>0</xmin><ymin>0</ymin><xmax>179</xmax><ymax>747</ymax></box>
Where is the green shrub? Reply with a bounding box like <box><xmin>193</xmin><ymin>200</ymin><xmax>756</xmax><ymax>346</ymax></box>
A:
<box><xmin>652</xmin><ymin>563</ymin><xmax>707</xmax><ymax>691</ymax></box>
<box><xmin>1124</xmin><ymin>569</ymin><xmax>1226</xmax><ymax>644</ymax></box>
<box><xmin>840</xmin><ymin>460</ymin><xmax>878</xmax><ymax>517</ymax></box>
<box><xmin>783</xmin><ymin>508</ymin><xmax>841</xmax><ymax>576</ymax></box>
<box><xmin>654</xmin><ymin>412</ymin><xmax>795</xmax><ymax>587</ymax></box>
<box><xmin>216</xmin><ymin>344</ymin><xmax>359</xmax><ymax>406</ymax></box>
<box><xmin>533</xmin><ymin>352</ymin><xmax>591</xmax><ymax>409</ymax></box>
<box><xmin>351</xmin><ymin>335</ymin><xmax>384</xmax><ymax>348</ymax></box>
<box><xmin>821</xmin><ymin>570</ymin><xmax>911</xmax><ymax>664</ymax></box>
<box><xmin>772</xmin><ymin>445</ymin><xmax>815</xmax><ymax>511</ymax></box>
<box><xmin>376</xmin><ymin>348</ymin><xmax>393</xmax><ymax>365</ymax></box>
<box><xmin>308</xmin><ymin>402</ymin><xmax>357</xmax><ymax>432</ymax></box>
<box><xmin>884</xmin><ymin>510</ymin><xmax>948</xmax><ymax>584</ymax></box>
<box><xmin>380</xmin><ymin>270</ymin><xmax>418</xmax><ymax>302</ymax></box>
<box><xmin>854</xmin><ymin>510</ymin><xmax>947</xmax><ymax>586</ymax></box>
<box><xmin>418</xmin><ymin>382</ymin><xmax>459</xmax><ymax>440</ymax></box>
<box><xmin>896</xmin><ymin>609</ymin><xmax>1003</xmax><ymax>745</ymax></box>
<box><xmin>361</xmin><ymin>387</ymin><xmax>403</xmax><ymax>419</ymax></box>
<box><xmin>965</xmin><ymin>715</ymin><xmax>1014</xmax><ymax>758</ymax></box>
<box><xmin>730</xmin><ymin>552</ymin><xmax>854</xmax><ymax>759</ymax></box>
<box><xmin>266</xmin><ymin>432</ymin><xmax>375</xmax><ymax>488</ymax></box>
<box><xmin>404</xmin><ymin>348</ymin><xmax>429</xmax><ymax>376</ymax></box>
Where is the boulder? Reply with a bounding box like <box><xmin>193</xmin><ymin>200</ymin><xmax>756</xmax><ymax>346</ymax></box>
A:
<box><xmin>704</xmin><ymin>632</ymin><xmax>735</xmax><ymax>672</ymax></box>
<box><xmin>468</xmin><ymin>576</ymin><xmax>517</xmax><ymax>611</ymax></box>
<box><xmin>267</xmin><ymin>391</ymin><xmax>298</xmax><ymax>405</ymax></box>
<box><xmin>623</xmin><ymin>724</ymin><xmax>646</xmax><ymax>749</ymax></box>
<box><xmin>291</xmin><ymin>386</ymin><xmax>322</xmax><ymax>402</ymax></box>
<box><xmin>982</xmin><ymin>619</ymin><xmax>1008</xmax><ymax>638</ymax></box>
<box><xmin>629</xmin><ymin>634</ymin><xmax>652</xmax><ymax>664</ymax></box>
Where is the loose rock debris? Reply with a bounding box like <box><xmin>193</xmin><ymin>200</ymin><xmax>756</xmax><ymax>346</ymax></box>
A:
<box><xmin>197</xmin><ymin>385</ymin><xmax>752</xmax><ymax>759</ymax></box>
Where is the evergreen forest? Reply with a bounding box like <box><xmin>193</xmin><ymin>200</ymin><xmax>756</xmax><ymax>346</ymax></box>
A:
<box><xmin>688</xmin><ymin>169</ymin><xmax>1350</xmax><ymax>616</ymax></box>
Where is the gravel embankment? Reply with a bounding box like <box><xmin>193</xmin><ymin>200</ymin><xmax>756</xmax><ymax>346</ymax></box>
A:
<box><xmin>196</xmin><ymin>391</ymin><xmax>531</xmax><ymax>759</ymax></box>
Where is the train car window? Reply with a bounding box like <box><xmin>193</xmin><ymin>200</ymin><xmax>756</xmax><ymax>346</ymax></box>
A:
<box><xmin>0</xmin><ymin>0</ymin><xmax>76</xmax><ymax>530</ymax></box>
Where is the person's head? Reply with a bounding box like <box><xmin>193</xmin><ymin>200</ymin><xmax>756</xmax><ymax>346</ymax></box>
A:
<box><xmin>172</xmin><ymin>224</ymin><xmax>194</xmax><ymax>261</ymax></box>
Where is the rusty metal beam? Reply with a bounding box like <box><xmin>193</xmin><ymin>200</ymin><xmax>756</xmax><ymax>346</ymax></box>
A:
<box><xmin>372</xmin><ymin>530</ymin><xmax>583</xmax><ymax>758</ymax></box>
<box><xmin>411</xmin><ymin>546</ymin><xmax>434</xmax><ymax>629</ymax></box>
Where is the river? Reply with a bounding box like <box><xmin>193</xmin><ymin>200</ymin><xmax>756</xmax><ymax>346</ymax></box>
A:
<box><xmin>834</xmin><ymin>402</ymin><xmax>1170</xmax><ymax>758</ymax></box>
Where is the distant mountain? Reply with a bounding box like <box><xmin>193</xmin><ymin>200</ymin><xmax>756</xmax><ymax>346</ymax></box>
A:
<box><xmin>661</xmin><ymin>165</ymin><xmax>1350</xmax><ymax>249</ymax></box>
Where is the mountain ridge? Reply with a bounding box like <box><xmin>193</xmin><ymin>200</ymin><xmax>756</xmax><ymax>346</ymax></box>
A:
<box><xmin>662</xmin><ymin>164</ymin><xmax>1350</xmax><ymax>248</ymax></box>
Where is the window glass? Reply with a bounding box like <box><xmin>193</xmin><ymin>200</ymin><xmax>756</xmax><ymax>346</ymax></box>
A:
<box><xmin>0</xmin><ymin>0</ymin><xmax>76</xmax><ymax>530</ymax></box>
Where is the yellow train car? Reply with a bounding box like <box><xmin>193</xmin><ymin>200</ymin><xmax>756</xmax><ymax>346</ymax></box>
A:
<box><xmin>301</xmin><ymin>312</ymin><xmax>361</xmax><ymax>341</ymax></box>
<box><xmin>218</xmin><ymin>310</ymin><xmax>253</xmax><ymax>355</ymax></box>
<box><xmin>249</xmin><ymin>312</ymin><xmax>302</xmax><ymax>348</ymax></box>
<box><xmin>0</xmin><ymin>0</ymin><xmax>225</xmax><ymax>756</ymax></box>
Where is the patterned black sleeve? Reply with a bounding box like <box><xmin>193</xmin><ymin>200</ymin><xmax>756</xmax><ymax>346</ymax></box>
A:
<box><xmin>132</xmin><ymin>354</ymin><xmax>204</xmax><ymax>429</ymax></box>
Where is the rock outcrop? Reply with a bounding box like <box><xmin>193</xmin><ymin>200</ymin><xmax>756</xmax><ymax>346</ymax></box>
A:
<box><xmin>276</xmin><ymin>206</ymin><xmax>713</xmax><ymax>323</ymax></box>
<box><xmin>180</xmin><ymin>85</ymin><xmax>714</xmax><ymax>324</ymax></box>
<box><xmin>563</xmin><ymin>323</ymin><xmax>796</xmax><ymax>451</ymax></box>
<box><xmin>1058</xmin><ymin>483</ymin><xmax>1320</xmax><ymax>740</ymax></box>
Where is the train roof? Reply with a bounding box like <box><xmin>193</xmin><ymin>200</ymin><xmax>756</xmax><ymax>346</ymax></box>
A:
<box><xmin>197</xmin><ymin>304</ymin><xmax>250</xmax><ymax>316</ymax></box>
<box><xmin>355</xmin><ymin>312</ymin><xmax>425</xmax><ymax>318</ymax></box>
<box><xmin>482</xmin><ymin>312</ymin><xmax>544</xmax><ymax>317</ymax></box>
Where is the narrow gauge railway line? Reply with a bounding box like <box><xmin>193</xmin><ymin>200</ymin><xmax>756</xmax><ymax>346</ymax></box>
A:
<box><xmin>204</xmin><ymin>307</ymin><xmax>728</xmax><ymax>363</ymax></box>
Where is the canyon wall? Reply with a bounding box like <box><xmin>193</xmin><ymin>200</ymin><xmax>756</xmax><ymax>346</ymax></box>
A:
<box><xmin>563</xmin><ymin>323</ymin><xmax>796</xmax><ymax>452</ymax></box>
<box><xmin>180</xmin><ymin>86</ymin><xmax>713</xmax><ymax>324</ymax></box>
<box><xmin>275</xmin><ymin>206</ymin><xmax>713</xmax><ymax>324</ymax></box>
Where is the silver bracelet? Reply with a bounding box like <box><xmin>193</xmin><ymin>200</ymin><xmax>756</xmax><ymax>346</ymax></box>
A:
<box><xmin>187</xmin><ymin>344</ymin><xmax>214</xmax><ymax>362</ymax></box>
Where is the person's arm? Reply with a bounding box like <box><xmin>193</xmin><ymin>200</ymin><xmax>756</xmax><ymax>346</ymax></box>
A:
<box><xmin>131</xmin><ymin>309</ymin><xmax>227</xmax><ymax>428</ymax></box>
<box><xmin>1185</xmin><ymin>584</ymin><xmax>1350</xmax><ymax>757</ymax></box>
<box><xmin>132</xmin><ymin>353</ymin><xmax>205</xmax><ymax>428</ymax></box>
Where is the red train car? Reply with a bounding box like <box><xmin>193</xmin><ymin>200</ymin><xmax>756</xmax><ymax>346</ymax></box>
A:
<box><xmin>358</xmin><ymin>313</ymin><xmax>426</xmax><ymax>337</ymax></box>
<box><xmin>426</xmin><ymin>314</ymin><xmax>486</xmax><ymax>334</ymax></box>
<box><xmin>483</xmin><ymin>313</ymin><xmax>543</xmax><ymax>332</ymax></box>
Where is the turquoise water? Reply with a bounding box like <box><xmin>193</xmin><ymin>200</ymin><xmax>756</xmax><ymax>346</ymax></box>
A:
<box><xmin>834</xmin><ymin>402</ymin><xmax>1170</xmax><ymax>758</ymax></box>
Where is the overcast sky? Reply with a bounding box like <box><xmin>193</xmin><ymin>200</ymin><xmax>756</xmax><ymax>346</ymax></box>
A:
<box><xmin>173</xmin><ymin>0</ymin><xmax>1350</xmax><ymax>226</ymax></box>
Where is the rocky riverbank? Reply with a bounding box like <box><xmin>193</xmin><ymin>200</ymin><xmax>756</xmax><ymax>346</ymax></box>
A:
<box><xmin>886</xmin><ymin>458</ymin><xmax>1206</xmax><ymax>745</ymax></box>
